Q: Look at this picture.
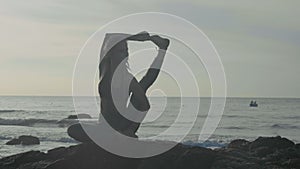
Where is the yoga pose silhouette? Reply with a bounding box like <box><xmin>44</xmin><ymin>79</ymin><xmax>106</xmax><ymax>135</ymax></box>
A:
<box><xmin>68</xmin><ymin>32</ymin><xmax>169</xmax><ymax>141</ymax></box>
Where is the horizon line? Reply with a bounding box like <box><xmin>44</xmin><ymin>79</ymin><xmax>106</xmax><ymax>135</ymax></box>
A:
<box><xmin>0</xmin><ymin>95</ymin><xmax>299</xmax><ymax>99</ymax></box>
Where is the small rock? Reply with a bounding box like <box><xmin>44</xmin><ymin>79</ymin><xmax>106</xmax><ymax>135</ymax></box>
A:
<box><xmin>6</xmin><ymin>135</ymin><xmax>40</xmax><ymax>145</ymax></box>
<box><xmin>6</xmin><ymin>138</ymin><xmax>21</xmax><ymax>145</ymax></box>
<box><xmin>67</xmin><ymin>114</ymin><xmax>92</xmax><ymax>119</ymax></box>
<box><xmin>19</xmin><ymin>135</ymin><xmax>40</xmax><ymax>145</ymax></box>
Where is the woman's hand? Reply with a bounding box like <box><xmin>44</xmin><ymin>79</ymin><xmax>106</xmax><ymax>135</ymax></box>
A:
<box><xmin>150</xmin><ymin>35</ymin><xmax>170</xmax><ymax>50</ymax></box>
<box><xmin>127</xmin><ymin>31</ymin><xmax>150</xmax><ymax>41</ymax></box>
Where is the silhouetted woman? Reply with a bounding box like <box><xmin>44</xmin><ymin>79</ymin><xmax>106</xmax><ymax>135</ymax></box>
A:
<box><xmin>68</xmin><ymin>32</ymin><xmax>169</xmax><ymax>141</ymax></box>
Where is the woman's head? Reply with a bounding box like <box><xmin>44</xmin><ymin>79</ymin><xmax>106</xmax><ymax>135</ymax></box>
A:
<box><xmin>99</xmin><ymin>34</ymin><xmax>130</xmax><ymax>78</ymax></box>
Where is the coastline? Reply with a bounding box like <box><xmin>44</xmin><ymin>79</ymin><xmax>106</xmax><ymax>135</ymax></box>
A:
<box><xmin>0</xmin><ymin>136</ymin><xmax>299</xmax><ymax>169</ymax></box>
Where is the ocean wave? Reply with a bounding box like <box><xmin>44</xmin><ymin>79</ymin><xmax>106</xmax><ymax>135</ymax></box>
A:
<box><xmin>39</xmin><ymin>137</ymin><xmax>78</xmax><ymax>143</ymax></box>
<box><xmin>142</xmin><ymin>124</ymin><xmax>171</xmax><ymax>128</ymax></box>
<box><xmin>274</xmin><ymin>116</ymin><xmax>300</xmax><ymax>120</ymax></box>
<box><xmin>0</xmin><ymin>135</ymin><xmax>13</xmax><ymax>140</ymax></box>
<box><xmin>0</xmin><ymin>135</ymin><xmax>77</xmax><ymax>143</ymax></box>
<box><xmin>183</xmin><ymin>140</ymin><xmax>227</xmax><ymax>148</ymax></box>
<box><xmin>0</xmin><ymin>117</ymin><xmax>98</xmax><ymax>127</ymax></box>
<box><xmin>0</xmin><ymin>110</ymin><xmax>25</xmax><ymax>113</ymax></box>
<box><xmin>0</xmin><ymin>118</ymin><xmax>59</xmax><ymax>127</ymax></box>
<box><xmin>224</xmin><ymin>115</ymin><xmax>256</xmax><ymax>119</ymax></box>
<box><xmin>270</xmin><ymin>124</ymin><xmax>299</xmax><ymax>129</ymax></box>
<box><xmin>0</xmin><ymin>109</ymin><xmax>75</xmax><ymax>114</ymax></box>
<box><xmin>220</xmin><ymin>126</ymin><xmax>248</xmax><ymax>130</ymax></box>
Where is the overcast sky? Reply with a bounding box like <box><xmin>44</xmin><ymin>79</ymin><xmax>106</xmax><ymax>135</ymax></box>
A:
<box><xmin>0</xmin><ymin>0</ymin><xmax>299</xmax><ymax>97</ymax></box>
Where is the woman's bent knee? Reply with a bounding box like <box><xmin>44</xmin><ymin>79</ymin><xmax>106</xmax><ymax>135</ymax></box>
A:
<box><xmin>67</xmin><ymin>123</ymin><xmax>91</xmax><ymax>142</ymax></box>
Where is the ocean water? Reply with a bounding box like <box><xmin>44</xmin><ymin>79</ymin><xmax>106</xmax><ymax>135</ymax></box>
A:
<box><xmin>0</xmin><ymin>96</ymin><xmax>299</xmax><ymax>157</ymax></box>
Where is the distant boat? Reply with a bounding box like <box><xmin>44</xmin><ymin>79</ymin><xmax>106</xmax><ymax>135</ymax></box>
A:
<box><xmin>249</xmin><ymin>100</ymin><xmax>258</xmax><ymax>107</ymax></box>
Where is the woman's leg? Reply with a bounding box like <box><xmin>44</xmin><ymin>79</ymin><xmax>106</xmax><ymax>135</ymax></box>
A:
<box><xmin>67</xmin><ymin>123</ymin><xmax>92</xmax><ymax>142</ymax></box>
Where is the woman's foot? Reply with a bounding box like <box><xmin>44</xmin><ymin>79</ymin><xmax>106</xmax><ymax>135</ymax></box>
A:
<box><xmin>150</xmin><ymin>35</ymin><xmax>170</xmax><ymax>50</ymax></box>
<box><xmin>121</xmin><ymin>128</ymin><xmax>138</xmax><ymax>138</ymax></box>
<box><xmin>121</xmin><ymin>124</ymin><xmax>139</xmax><ymax>138</ymax></box>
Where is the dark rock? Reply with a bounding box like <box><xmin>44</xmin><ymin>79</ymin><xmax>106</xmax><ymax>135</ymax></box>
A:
<box><xmin>252</xmin><ymin>146</ymin><xmax>273</xmax><ymax>157</ymax></box>
<box><xmin>46</xmin><ymin>143</ymin><xmax>141</xmax><ymax>169</ymax></box>
<box><xmin>175</xmin><ymin>146</ymin><xmax>216</xmax><ymax>169</ymax></box>
<box><xmin>0</xmin><ymin>136</ymin><xmax>299</xmax><ymax>169</ymax></box>
<box><xmin>137</xmin><ymin>144</ymin><xmax>215</xmax><ymax>169</ymax></box>
<box><xmin>6</xmin><ymin>135</ymin><xmax>40</xmax><ymax>145</ymax></box>
<box><xmin>6</xmin><ymin>138</ymin><xmax>21</xmax><ymax>145</ymax></box>
<box><xmin>227</xmin><ymin>139</ymin><xmax>250</xmax><ymax>150</ymax></box>
<box><xmin>47</xmin><ymin>147</ymin><xmax>70</xmax><ymax>160</ymax></box>
<box><xmin>0</xmin><ymin>151</ymin><xmax>47</xmax><ymax>169</ymax></box>
<box><xmin>250</xmin><ymin>136</ymin><xmax>294</xmax><ymax>151</ymax></box>
<box><xmin>285</xmin><ymin>158</ymin><xmax>300</xmax><ymax>168</ymax></box>
<box><xmin>19</xmin><ymin>135</ymin><xmax>40</xmax><ymax>145</ymax></box>
<box><xmin>212</xmin><ymin>136</ymin><xmax>299</xmax><ymax>169</ymax></box>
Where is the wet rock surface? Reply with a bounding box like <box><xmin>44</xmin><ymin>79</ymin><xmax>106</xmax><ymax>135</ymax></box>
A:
<box><xmin>0</xmin><ymin>136</ymin><xmax>299</xmax><ymax>169</ymax></box>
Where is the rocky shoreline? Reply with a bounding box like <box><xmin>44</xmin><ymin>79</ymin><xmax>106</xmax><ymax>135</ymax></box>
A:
<box><xmin>0</xmin><ymin>136</ymin><xmax>299</xmax><ymax>169</ymax></box>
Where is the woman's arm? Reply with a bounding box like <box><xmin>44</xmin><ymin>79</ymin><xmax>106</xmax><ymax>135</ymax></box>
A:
<box><xmin>139</xmin><ymin>35</ymin><xmax>169</xmax><ymax>92</ymax></box>
<box><xmin>127</xmin><ymin>35</ymin><xmax>169</xmax><ymax>109</ymax></box>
